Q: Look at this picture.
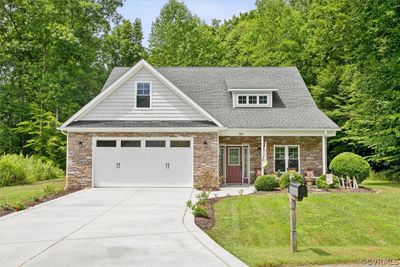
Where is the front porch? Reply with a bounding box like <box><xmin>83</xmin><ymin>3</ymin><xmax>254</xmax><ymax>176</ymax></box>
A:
<box><xmin>219</xmin><ymin>136</ymin><xmax>327</xmax><ymax>185</ymax></box>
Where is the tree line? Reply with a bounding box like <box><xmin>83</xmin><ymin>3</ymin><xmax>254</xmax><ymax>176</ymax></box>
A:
<box><xmin>0</xmin><ymin>0</ymin><xmax>398</xmax><ymax>178</ymax></box>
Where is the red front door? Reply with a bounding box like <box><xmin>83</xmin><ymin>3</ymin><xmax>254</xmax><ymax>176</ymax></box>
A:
<box><xmin>226</xmin><ymin>146</ymin><xmax>242</xmax><ymax>183</ymax></box>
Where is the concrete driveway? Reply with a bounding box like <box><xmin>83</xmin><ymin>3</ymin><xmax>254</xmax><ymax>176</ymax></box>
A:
<box><xmin>0</xmin><ymin>188</ymin><xmax>246</xmax><ymax>267</ymax></box>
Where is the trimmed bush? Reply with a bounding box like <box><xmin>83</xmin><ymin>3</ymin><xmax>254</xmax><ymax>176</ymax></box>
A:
<box><xmin>316</xmin><ymin>175</ymin><xmax>340</xmax><ymax>189</ymax></box>
<box><xmin>255</xmin><ymin>175</ymin><xmax>279</xmax><ymax>191</ymax></box>
<box><xmin>329</xmin><ymin>152</ymin><xmax>370</xmax><ymax>183</ymax></box>
<box><xmin>279</xmin><ymin>172</ymin><xmax>304</xmax><ymax>189</ymax></box>
<box><xmin>0</xmin><ymin>154</ymin><xmax>64</xmax><ymax>186</ymax></box>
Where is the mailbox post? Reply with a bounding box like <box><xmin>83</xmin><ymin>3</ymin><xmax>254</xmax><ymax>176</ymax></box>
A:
<box><xmin>288</xmin><ymin>181</ymin><xmax>308</xmax><ymax>253</ymax></box>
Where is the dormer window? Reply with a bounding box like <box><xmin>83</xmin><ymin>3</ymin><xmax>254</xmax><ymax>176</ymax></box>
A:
<box><xmin>238</xmin><ymin>95</ymin><xmax>247</xmax><ymax>104</ymax></box>
<box><xmin>229</xmin><ymin>88</ymin><xmax>277</xmax><ymax>108</ymax></box>
<box><xmin>236</xmin><ymin>94</ymin><xmax>270</xmax><ymax>107</ymax></box>
<box><xmin>135</xmin><ymin>82</ymin><xmax>151</xmax><ymax>108</ymax></box>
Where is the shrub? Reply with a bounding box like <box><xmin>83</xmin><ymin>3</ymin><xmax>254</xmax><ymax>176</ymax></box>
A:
<box><xmin>255</xmin><ymin>175</ymin><xmax>279</xmax><ymax>191</ymax></box>
<box><xmin>43</xmin><ymin>185</ymin><xmax>56</xmax><ymax>195</ymax></box>
<box><xmin>13</xmin><ymin>201</ymin><xmax>27</xmax><ymax>211</ymax></box>
<box><xmin>329</xmin><ymin>152</ymin><xmax>370</xmax><ymax>183</ymax></box>
<box><xmin>279</xmin><ymin>172</ymin><xmax>304</xmax><ymax>189</ymax></box>
<box><xmin>0</xmin><ymin>154</ymin><xmax>64</xmax><ymax>187</ymax></box>
<box><xmin>192</xmin><ymin>206</ymin><xmax>208</xmax><ymax>218</ymax></box>
<box><xmin>195</xmin><ymin>168</ymin><xmax>219</xmax><ymax>190</ymax></box>
<box><xmin>316</xmin><ymin>175</ymin><xmax>340</xmax><ymax>189</ymax></box>
<box><xmin>186</xmin><ymin>191</ymin><xmax>210</xmax><ymax>218</ymax></box>
<box><xmin>0</xmin><ymin>155</ymin><xmax>29</xmax><ymax>186</ymax></box>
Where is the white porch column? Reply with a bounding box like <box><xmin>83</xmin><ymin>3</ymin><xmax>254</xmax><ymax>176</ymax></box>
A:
<box><xmin>322</xmin><ymin>131</ymin><xmax>327</xmax><ymax>174</ymax></box>
<box><xmin>261</xmin><ymin>135</ymin><xmax>264</xmax><ymax>175</ymax></box>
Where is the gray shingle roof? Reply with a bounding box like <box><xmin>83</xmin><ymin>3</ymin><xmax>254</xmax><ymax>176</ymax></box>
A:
<box><xmin>99</xmin><ymin>67</ymin><xmax>339</xmax><ymax>130</ymax></box>
<box><xmin>68</xmin><ymin>120</ymin><xmax>218</xmax><ymax>128</ymax></box>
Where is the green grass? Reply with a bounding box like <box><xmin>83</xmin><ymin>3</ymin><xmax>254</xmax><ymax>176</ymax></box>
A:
<box><xmin>206</xmin><ymin>180</ymin><xmax>400</xmax><ymax>266</ymax></box>
<box><xmin>0</xmin><ymin>178</ymin><xmax>66</xmax><ymax>207</ymax></box>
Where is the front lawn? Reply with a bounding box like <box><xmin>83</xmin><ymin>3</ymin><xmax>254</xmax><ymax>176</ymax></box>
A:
<box><xmin>0</xmin><ymin>178</ymin><xmax>67</xmax><ymax>214</ymax></box>
<box><xmin>206</xmin><ymin>181</ymin><xmax>400</xmax><ymax>266</ymax></box>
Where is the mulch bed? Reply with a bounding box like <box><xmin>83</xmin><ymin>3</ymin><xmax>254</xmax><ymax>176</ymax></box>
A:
<box><xmin>195</xmin><ymin>197</ymin><xmax>219</xmax><ymax>230</ymax></box>
<box><xmin>194</xmin><ymin>186</ymin><xmax>375</xmax><ymax>230</ymax></box>
<box><xmin>0</xmin><ymin>188</ymin><xmax>81</xmax><ymax>218</ymax></box>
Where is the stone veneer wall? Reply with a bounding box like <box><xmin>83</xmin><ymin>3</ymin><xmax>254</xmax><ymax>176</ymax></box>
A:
<box><xmin>264</xmin><ymin>136</ymin><xmax>323</xmax><ymax>176</ymax></box>
<box><xmin>67</xmin><ymin>132</ymin><xmax>219</xmax><ymax>189</ymax></box>
<box><xmin>219</xmin><ymin>136</ymin><xmax>323</xmax><ymax>182</ymax></box>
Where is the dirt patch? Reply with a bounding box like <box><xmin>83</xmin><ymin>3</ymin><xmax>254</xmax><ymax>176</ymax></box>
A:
<box><xmin>0</xmin><ymin>188</ymin><xmax>81</xmax><ymax>217</ymax></box>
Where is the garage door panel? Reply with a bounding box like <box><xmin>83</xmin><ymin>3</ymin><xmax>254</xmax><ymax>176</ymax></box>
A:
<box><xmin>166</xmin><ymin>147</ymin><xmax>192</xmax><ymax>186</ymax></box>
<box><xmin>93</xmin><ymin>138</ymin><xmax>193</xmax><ymax>187</ymax></box>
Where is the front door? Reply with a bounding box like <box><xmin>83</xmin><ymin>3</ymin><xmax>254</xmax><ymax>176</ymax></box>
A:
<box><xmin>226</xmin><ymin>146</ymin><xmax>242</xmax><ymax>183</ymax></box>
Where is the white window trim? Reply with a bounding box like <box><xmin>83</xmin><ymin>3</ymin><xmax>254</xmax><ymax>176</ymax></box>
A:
<box><xmin>134</xmin><ymin>81</ymin><xmax>152</xmax><ymax>109</ymax></box>
<box><xmin>273</xmin><ymin>145</ymin><xmax>300</xmax><ymax>173</ymax></box>
<box><xmin>235</xmin><ymin>92</ymin><xmax>272</xmax><ymax>107</ymax></box>
<box><xmin>227</xmin><ymin>147</ymin><xmax>241</xmax><ymax>166</ymax></box>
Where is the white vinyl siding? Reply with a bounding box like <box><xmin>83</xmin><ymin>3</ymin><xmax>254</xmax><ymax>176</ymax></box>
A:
<box><xmin>80</xmin><ymin>67</ymin><xmax>207</xmax><ymax>121</ymax></box>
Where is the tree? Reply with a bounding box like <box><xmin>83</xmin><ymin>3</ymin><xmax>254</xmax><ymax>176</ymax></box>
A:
<box><xmin>148</xmin><ymin>0</ymin><xmax>221</xmax><ymax>66</ymax></box>
<box><xmin>103</xmin><ymin>19</ymin><xmax>146</xmax><ymax>68</ymax></box>
<box><xmin>15</xmin><ymin>104</ymin><xmax>66</xmax><ymax>167</ymax></box>
<box><xmin>0</xmin><ymin>0</ymin><xmax>123</xmax><ymax>165</ymax></box>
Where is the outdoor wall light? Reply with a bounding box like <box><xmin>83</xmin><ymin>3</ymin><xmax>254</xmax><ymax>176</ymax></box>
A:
<box><xmin>257</xmin><ymin>147</ymin><xmax>261</xmax><ymax>153</ymax></box>
<box><xmin>203</xmin><ymin>141</ymin><xmax>208</xmax><ymax>147</ymax></box>
<box><xmin>78</xmin><ymin>141</ymin><xmax>83</xmax><ymax>148</ymax></box>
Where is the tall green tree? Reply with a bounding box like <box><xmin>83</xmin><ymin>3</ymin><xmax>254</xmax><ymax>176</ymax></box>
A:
<box><xmin>0</xmin><ymin>0</ymin><xmax>122</xmax><ymax>165</ymax></box>
<box><xmin>103</xmin><ymin>19</ymin><xmax>146</xmax><ymax>68</ymax></box>
<box><xmin>219</xmin><ymin>0</ymin><xmax>305</xmax><ymax>67</ymax></box>
<box><xmin>148</xmin><ymin>0</ymin><xmax>221</xmax><ymax>66</ymax></box>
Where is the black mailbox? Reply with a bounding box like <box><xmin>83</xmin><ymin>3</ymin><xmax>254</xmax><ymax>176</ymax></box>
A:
<box><xmin>289</xmin><ymin>182</ymin><xmax>308</xmax><ymax>201</ymax></box>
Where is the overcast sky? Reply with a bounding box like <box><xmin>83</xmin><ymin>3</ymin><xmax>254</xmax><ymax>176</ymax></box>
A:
<box><xmin>118</xmin><ymin>0</ymin><xmax>256</xmax><ymax>46</ymax></box>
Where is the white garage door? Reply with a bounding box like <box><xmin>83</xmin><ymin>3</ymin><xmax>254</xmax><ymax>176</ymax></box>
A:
<box><xmin>93</xmin><ymin>138</ymin><xmax>193</xmax><ymax>187</ymax></box>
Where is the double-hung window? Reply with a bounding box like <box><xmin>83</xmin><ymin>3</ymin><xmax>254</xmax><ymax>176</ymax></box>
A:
<box><xmin>136</xmin><ymin>82</ymin><xmax>151</xmax><ymax>108</ymax></box>
<box><xmin>274</xmin><ymin>145</ymin><xmax>299</xmax><ymax>172</ymax></box>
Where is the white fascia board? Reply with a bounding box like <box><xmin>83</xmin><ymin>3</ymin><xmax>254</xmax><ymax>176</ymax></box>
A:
<box><xmin>228</xmin><ymin>88</ymin><xmax>279</xmax><ymax>92</ymax></box>
<box><xmin>58</xmin><ymin>127</ymin><xmax>224</xmax><ymax>133</ymax></box>
<box><xmin>219</xmin><ymin>128</ymin><xmax>339</xmax><ymax>137</ymax></box>
<box><xmin>61</xmin><ymin>59</ymin><xmax>224</xmax><ymax>128</ymax></box>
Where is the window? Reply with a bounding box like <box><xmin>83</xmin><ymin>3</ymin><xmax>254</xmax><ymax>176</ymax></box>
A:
<box><xmin>170</xmin><ymin>140</ymin><xmax>190</xmax><ymax>147</ymax></box>
<box><xmin>145</xmin><ymin>140</ymin><xmax>166</xmax><ymax>147</ymax></box>
<box><xmin>236</xmin><ymin>93</ymin><xmax>272</xmax><ymax>107</ymax></box>
<box><xmin>249</xmin><ymin>96</ymin><xmax>257</xmax><ymax>104</ymax></box>
<box><xmin>96</xmin><ymin>140</ymin><xmax>116</xmax><ymax>147</ymax></box>
<box><xmin>228</xmin><ymin>147</ymin><xmax>240</xmax><ymax>166</ymax></box>
<box><xmin>121</xmin><ymin>140</ymin><xmax>141</xmax><ymax>147</ymax></box>
<box><xmin>274</xmin><ymin>146</ymin><xmax>286</xmax><ymax>172</ymax></box>
<box><xmin>288</xmin><ymin>146</ymin><xmax>299</xmax><ymax>170</ymax></box>
<box><xmin>136</xmin><ymin>82</ymin><xmax>151</xmax><ymax>108</ymax></box>
<box><xmin>238</xmin><ymin>95</ymin><xmax>247</xmax><ymax>104</ymax></box>
<box><xmin>219</xmin><ymin>147</ymin><xmax>225</xmax><ymax>177</ymax></box>
<box><xmin>259</xmin><ymin>95</ymin><xmax>268</xmax><ymax>104</ymax></box>
<box><xmin>243</xmin><ymin>146</ymin><xmax>249</xmax><ymax>178</ymax></box>
<box><xmin>274</xmin><ymin>146</ymin><xmax>299</xmax><ymax>172</ymax></box>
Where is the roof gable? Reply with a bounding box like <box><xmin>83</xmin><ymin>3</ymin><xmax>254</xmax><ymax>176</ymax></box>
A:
<box><xmin>60</xmin><ymin>60</ymin><xmax>223</xmax><ymax>128</ymax></box>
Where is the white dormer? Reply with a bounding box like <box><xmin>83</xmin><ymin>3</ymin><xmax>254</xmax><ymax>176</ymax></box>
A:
<box><xmin>228</xmin><ymin>88</ymin><xmax>278</xmax><ymax>108</ymax></box>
